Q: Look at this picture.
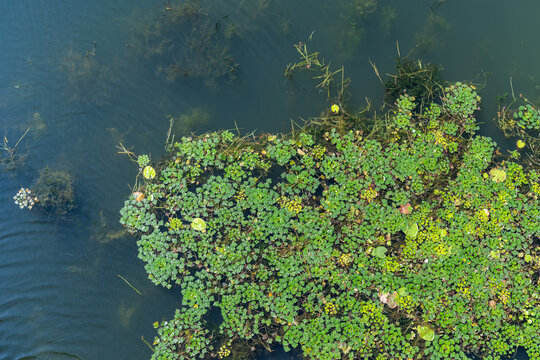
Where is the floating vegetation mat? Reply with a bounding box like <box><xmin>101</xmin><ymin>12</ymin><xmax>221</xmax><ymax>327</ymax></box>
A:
<box><xmin>120</xmin><ymin>51</ymin><xmax>540</xmax><ymax>359</ymax></box>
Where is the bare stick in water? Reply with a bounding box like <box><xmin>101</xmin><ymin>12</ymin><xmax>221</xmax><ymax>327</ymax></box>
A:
<box><xmin>510</xmin><ymin>76</ymin><xmax>516</xmax><ymax>101</ymax></box>
<box><xmin>369</xmin><ymin>59</ymin><xmax>384</xmax><ymax>86</ymax></box>
<box><xmin>14</xmin><ymin>127</ymin><xmax>30</xmax><ymax>148</ymax></box>
<box><xmin>141</xmin><ymin>336</ymin><xmax>155</xmax><ymax>352</ymax></box>
<box><xmin>117</xmin><ymin>274</ymin><xmax>142</xmax><ymax>295</ymax></box>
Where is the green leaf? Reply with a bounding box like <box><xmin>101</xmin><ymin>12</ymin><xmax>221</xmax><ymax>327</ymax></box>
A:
<box><xmin>191</xmin><ymin>218</ymin><xmax>206</xmax><ymax>232</ymax></box>
<box><xmin>404</xmin><ymin>223</ymin><xmax>419</xmax><ymax>238</ymax></box>
<box><xmin>373</xmin><ymin>246</ymin><xmax>387</xmax><ymax>259</ymax></box>
<box><xmin>489</xmin><ymin>168</ymin><xmax>506</xmax><ymax>183</ymax></box>
<box><xmin>417</xmin><ymin>325</ymin><xmax>435</xmax><ymax>341</ymax></box>
<box><xmin>143</xmin><ymin>166</ymin><xmax>156</xmax><ymax>180</ymax></box>
<box><xmin>524</xmin><ymin>254</ymin><xmax>533</xmax><ymax>262</ymax></box>
<box><xmin>398</xmin><ymin>287</ymin><xmax>408</xmax><ymax>296</ymax></box>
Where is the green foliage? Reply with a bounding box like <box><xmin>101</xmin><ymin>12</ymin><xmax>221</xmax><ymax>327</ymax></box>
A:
<box><xmin>514</xmin><ymin>104</ymin><xmax>540</xmax><ymax>130</ymax></box>
<box><xmin>120</xmin><ymin>77</ymin><xmax>540</xmax><ymax>359</ymax></box>
<box><xmin>497</xmin><ymin>95</ymin><xmax>540</xmax><ymax>167</ymax></box>
<box><xmin>392</xmin><ymin>93</ymin><xmax>416</xmax><ymax>129</ymax></box>
<box><xmin>442</xmin><ymin>82</ymin><xmax>481</xmax><ymax>134</ymax></box>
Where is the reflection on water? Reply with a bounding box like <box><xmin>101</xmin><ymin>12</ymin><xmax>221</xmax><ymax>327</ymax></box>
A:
<box><xmin>0</xmin><ymin>0</ymin><xmax>538</xmax><ymax>359</ymax></box>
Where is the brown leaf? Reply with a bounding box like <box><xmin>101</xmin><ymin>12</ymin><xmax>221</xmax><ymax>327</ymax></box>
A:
<box><xmin>133</xmin><ymin>191</ymin><xmax>145</xmax><ymax>202</ymax></box>
<box><xmin>399</xmin><ymin>203</ymin><xmax>412</xmax><ymax>214</ymax></box>
<box><xmin>387</xmin><ymin>292</ymin><xmax>399</xmax><ymax>309</ymax></box>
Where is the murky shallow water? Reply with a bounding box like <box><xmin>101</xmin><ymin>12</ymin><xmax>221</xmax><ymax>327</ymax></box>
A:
<box><xmin>1</xmin><ymin>1</ymin><xmax>538</xmax><ymax>359</ymax></box>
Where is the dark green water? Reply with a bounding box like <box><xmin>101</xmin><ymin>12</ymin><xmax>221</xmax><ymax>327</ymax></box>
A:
<box><xmin>1</xmin><ymin>1</ymin><xmax>538</xmax><ymax>359</ymax></box>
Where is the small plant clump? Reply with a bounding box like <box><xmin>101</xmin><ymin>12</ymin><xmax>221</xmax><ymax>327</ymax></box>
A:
<box><xmin>4</xmin><ymin>129</ymin><xmax>76</xmax><ymax>216</ymax></box>
<box><xmin>32</xmin><ymin>168</ymin><xmax>76</xmax><ymax>216</ymax></box>
<box><xmin>120</xmin><ymin>57</ymin><xmax>540</xmax><ymax>359</ymax></box>
<box><xmin>1</xmin><ymin>128</ymin><xmax>30</xmax><ymax>171</ymax></box>
<box><xmin>513</xmin><ymin>104</ymin><xmax>540</xmax><ymax>130</ymax></box>
<box><xmin>498</xmin><ymin>94</ymin><xmax>540</xmax><ymax>167</ymax></box>
<box><xmin>138</xmin><ymin>154</ymin><xmax>150</xmax><ymax>169</ymax></box>
<box><xmin>13</xmin><ymin>188</ymin><xmax>39</xmax><ymax>209</ymax></box>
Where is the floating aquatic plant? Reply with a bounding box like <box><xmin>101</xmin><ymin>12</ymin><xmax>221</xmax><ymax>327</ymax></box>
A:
<box><xmin>190</xmin><ymin>218</ymin><xmax>206</xmax><ymax>232</ymax></box>
<box><xmin>137</xmin><ymin>154</ymin><xmax>150</xmax><ymax>168</ymax></box>
<box><xmin>404</xmin><ymin>222</ymin><xmax>419</xmax><ymax>238</ymax></box>
<box><xmin>119</xmin><ymin>53</ymin><xmax>540</xmax><ymax>360</ymax></box>
<box><xmin>143</xmin><ymin>166</ymin><xmax>156</xmax><ymax>180</ymax></box>
<box><xmin>13</xmin><ymin>188</ymin><xmax>38</xmax><ymax>210</ymax></box>
<box><xmin>417</xmin><ymin>324</ymin><xmax>435</xmax><ymax>342</ymax></box>
<box><xmin>372</xmin><ymin>246</ymin><xmax>387</xmax><ymax>258</ymax></box>
<box><xmin>489</xmin><ymin>167</ymin><xmax>507</xmax><ymax>183</ymax></box>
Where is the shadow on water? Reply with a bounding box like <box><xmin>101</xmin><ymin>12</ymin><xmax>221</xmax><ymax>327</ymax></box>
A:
<box><xmin>1</xmin><ymin>0</ymin><xmax>539</xmax><ymax>359</ymax></box>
